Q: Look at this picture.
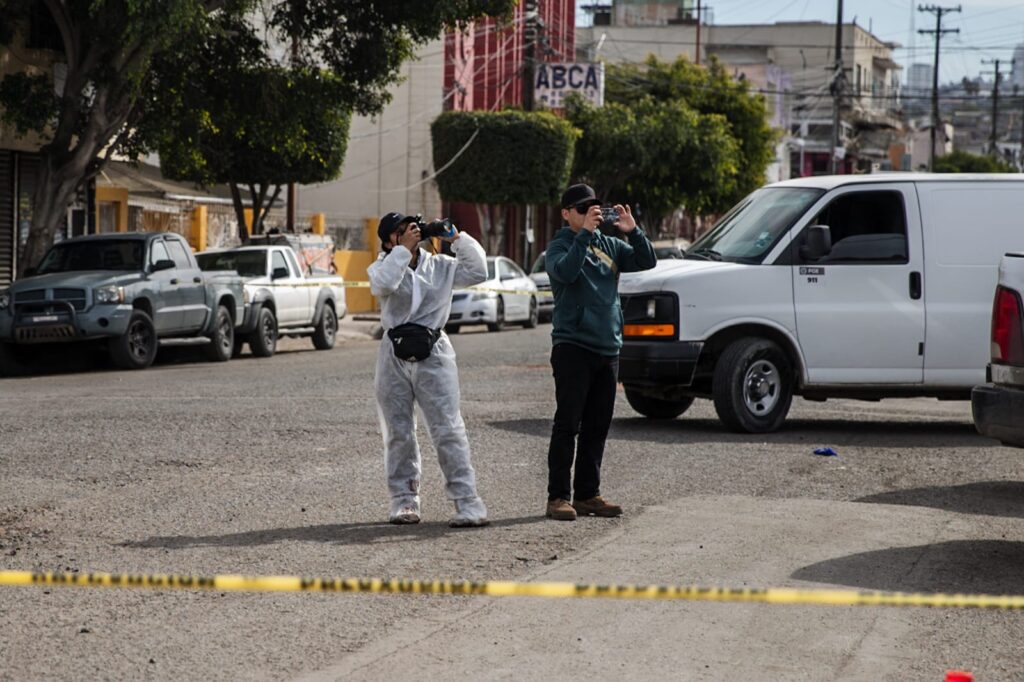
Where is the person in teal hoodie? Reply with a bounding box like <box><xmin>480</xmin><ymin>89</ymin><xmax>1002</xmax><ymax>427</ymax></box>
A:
<box><xmin>544</xmin><ymin>183</ymin><xmax>657</xmax><ymax>521</ymax></box>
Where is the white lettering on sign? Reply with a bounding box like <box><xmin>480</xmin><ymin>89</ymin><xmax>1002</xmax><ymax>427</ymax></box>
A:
<box><xmin>534</xmin><ymin>62</ymin><xmax>604</xmax><ymax>109</ymax></box>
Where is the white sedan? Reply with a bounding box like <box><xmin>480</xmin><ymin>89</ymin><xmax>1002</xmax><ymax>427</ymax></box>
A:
<box><xmin>446</xmin><ymin>256</ymin><xmax>539</xmax><ymax>333</ymax></box>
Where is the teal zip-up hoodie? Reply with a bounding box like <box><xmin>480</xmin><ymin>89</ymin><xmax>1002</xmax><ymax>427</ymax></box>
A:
<box><xmin>545</xmin><ymin>225</ymin><xmax>657</xmax><ymax>356</ymax></box>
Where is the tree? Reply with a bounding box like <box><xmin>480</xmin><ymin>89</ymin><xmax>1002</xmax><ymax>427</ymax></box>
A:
<box><xmin>598</xmin><ymin>56</ymin><xmax>777</xmax><ymax>215</ymax></box>
<box><xmin>933</xmin><ymin>150</ymin><xmax>1016</xmax><ymax>173</ymax></box>
<box><xmin>0</xmin><ymin>0</ymin><xmax>515</xmax><ymax>275</ymax></box>
<box><xmin>431</xmin><ymin>110</ymin><xmax>577</xmax><ymax>254</ymax></box>
<box><xmin>148</xmin><ymin>18</ymin><xmax>350</xmax><ymax>242</ymax></box>
<box><xmin>566</xmin><ymin>95</ymin><xmax>739</xmax><ymax>229</ymax></box>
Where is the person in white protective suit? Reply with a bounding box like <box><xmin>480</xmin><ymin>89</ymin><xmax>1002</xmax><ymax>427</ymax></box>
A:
<box><xmin>368</xmin><ymin>211</ymin><xmax>490</xmax><ymax>527</ymax></box>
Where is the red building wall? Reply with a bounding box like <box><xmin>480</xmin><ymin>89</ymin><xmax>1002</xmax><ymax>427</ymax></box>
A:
<box><xmin>441</xmin><ymin>1</ymin><xmax>575</xmax><ymax>263</ymax></box>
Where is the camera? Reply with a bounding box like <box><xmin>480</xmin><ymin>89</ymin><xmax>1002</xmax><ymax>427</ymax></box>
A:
<box><xmin>413</xmin><ymin>215</ymin><xmax>456</xmax><ymax>240</ymax></box>
<box><xmin>599</xmin><ymin>206</ymin><xmax>620</xmax><ymax>235</ymax></box>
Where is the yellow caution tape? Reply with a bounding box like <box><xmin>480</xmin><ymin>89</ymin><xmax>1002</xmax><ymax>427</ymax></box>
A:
<box><xmin>257</xmin><ymin>281</ymin><xmax>552</xmax><ymax>296</ymax></box>
<box><xmin>2</xmin><ymin>571</ymin><xmax>1023</xmax><ymax>608</ymax></box>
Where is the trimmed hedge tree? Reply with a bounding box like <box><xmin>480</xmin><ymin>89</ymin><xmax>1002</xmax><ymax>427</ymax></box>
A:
<box><xmin>431</xmin><ymin>110</ymin><xmax>577</xmax><ymax>253</ymax></box>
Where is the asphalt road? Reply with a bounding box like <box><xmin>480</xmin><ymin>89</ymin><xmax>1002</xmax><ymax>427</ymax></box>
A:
<box><xmin>1</xmin><ymin>323</ymin><xmax>1022</xmax><ymax>680</ymax></box>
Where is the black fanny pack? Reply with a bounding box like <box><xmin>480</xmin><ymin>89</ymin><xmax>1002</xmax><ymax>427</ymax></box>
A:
<box><xmin>387</xmin><ymin>323</ymin><xmax>441</xmax><ymax>362</ymax></box>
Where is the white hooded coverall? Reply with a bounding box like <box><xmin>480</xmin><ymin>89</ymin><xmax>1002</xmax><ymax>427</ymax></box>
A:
<box><xmin>367</xmin><ymin>234</ymin><xmax>488</xmax><ymax>522</ymax></box>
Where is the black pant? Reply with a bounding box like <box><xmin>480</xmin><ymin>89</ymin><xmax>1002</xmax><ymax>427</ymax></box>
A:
<box><xmin>547</xmin><ymin>343</ymin><xmax>618</xmax><ymax>502</ymax></box>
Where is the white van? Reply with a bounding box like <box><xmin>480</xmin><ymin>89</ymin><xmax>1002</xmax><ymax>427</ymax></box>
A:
<box><xmin>618</xmin><ymin>174</ymin><xmax>1024</xmax><ymax>433</ymax></box>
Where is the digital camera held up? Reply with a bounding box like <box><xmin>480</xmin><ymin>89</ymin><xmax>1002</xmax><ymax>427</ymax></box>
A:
<box><xmin>413</xmin><ymin>215</ymin><xmax>456</xmax><ymax>240</ymax></box>
<box><xmin>599</xmin><ymin>206</ymin><xmax>621</xmax><ymax>235</ymax></box>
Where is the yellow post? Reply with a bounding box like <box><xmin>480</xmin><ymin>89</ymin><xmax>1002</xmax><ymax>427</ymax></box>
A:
<box><xmin>311</xmin><ymin>213</ymin><xmax>326</xmax><ymax>235</ymax></box>
<box><xmin>190</xmin><ymin>206</ymin><xmax>208</xmax><ymax>252</ymax></box>
<box><xmin>243</xmin><ymin>208</ymin><xmax>254</xmax><ymax>236</ymax></box>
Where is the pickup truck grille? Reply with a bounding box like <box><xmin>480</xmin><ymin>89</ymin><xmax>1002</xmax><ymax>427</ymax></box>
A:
<box><xmin>13</xmin><ymin>288</ymin><xmax>87</xmax><ymax>312</ymax></box>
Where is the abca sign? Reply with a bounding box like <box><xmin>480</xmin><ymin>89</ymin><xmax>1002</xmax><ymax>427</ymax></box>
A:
<box><xmin>534</xmin><ymin>62</ymin><xmax>604</xmax><ymax>109</ymax></box>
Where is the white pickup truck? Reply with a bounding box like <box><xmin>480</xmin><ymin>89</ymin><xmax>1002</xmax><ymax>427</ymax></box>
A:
<box><xmin>196</xmin><ymin>245</ymin><xmax>346</xmax><ymax>357</ymax></box>
<box><xmin>972</xmin><ymin>253</ymin><xmax>1024</xmax><ymax>448</ymax></box>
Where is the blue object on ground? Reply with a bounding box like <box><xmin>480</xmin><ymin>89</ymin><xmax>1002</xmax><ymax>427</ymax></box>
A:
<box><xmin>813</xmin><ymin>447</ymin><xmax>838</xmax><ymax>457</ymax></box>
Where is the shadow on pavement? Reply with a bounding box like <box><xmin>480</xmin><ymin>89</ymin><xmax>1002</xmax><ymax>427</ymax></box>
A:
<box><xmin>489</xmin><ymin>417</ymin><xmax>991</xmax><ymax>449</ymax></box>
<box><xmin>792</xmin><ymin>540</ymin><xmax>1024</xmax><ymax>594</ymax></box>
<box><xmin>856</xmin><ymin>481</ymin><xmax>1024</xmax><ymax>519</ymax></box>
<box><xmin>123</xmin><ymin>515</ymin><xmax>546</xmax><ymax>550</ymax></box>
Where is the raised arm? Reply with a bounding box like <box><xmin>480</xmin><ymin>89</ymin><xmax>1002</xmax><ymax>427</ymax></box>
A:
<box><xmin>367</xmin><ymin>246</ymin><xmax>412</xmax><ymax>297</ymax></box>
<box><xmin>546</xmin><ymin>230</ymin><xmax>594</xmax><ymax>284</ymax></box>
<box><xmin>451</xmin><ymin>232</ymin><xmax>488</xmax><ymax>288</ymax></box>
<box><xmin>615</xmin><ymin>227</ymin><xmax>657</xmax><ymax>273</ymax></box>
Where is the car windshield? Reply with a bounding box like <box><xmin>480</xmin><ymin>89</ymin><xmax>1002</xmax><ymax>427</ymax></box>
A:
<box><xmin>686</xmin><ymin>187</ymin><xmax>824</xmax><ymax>264</ymax></box>
<box><xmin>36</xmin><ymin>240</ymin><xmax>145</xmax><ymax>274</ymax></box>
<box><xmin>531</xmin><ymin>253</ymin><xmax>546</xmax><ymax>274</ymax></box>
<box><xmin>486</xmin><ymin>259</ymin><xmax>496</xmax><ymax>280</ymax></box>
<box><xmin>196</xmin><ymin>251</ymin><xmax>267</xmax><ymax>278</ymax></box>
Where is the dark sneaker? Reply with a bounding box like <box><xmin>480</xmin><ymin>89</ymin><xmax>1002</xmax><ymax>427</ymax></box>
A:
<box><xmin>546</xmin><ymin>498</ymin><xmax>577</xmax><ymax>521</ymax></box>
<box><xmin>572</xmin><ymin>496</ymin><xmax>622</xmax><ymax>518</ymax></box>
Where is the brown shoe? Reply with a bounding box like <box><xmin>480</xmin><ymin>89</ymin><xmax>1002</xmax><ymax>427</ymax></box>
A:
<box><xmin>545</xmin><ymin>498</ymin><xmax>577</xmax><ymax>521</ymax></box>
<box><xmin>572</xmin><ymin>496</ymin><xmax>623</xmax><ymax>518</ymax></box>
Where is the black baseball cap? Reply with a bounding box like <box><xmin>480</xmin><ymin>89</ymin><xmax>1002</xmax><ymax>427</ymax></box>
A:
<box><xmin>378</xmin><ymin>212</ymin><xmax>417</xmax><ymax>245</ymax></box>
<box><xmin>560</xmin><ymin>183</ymin><xmax>599</xmax><ymax>209</ymax></box>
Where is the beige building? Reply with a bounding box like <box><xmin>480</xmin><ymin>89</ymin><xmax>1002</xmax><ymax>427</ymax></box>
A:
<box><xmin>576</xmin><ymin>19</ymin><xmax>903</xmax><ymax>176</ymax></box>
<box><xmin>297</xmin><ymin>40</ymin><xmax>445</xmax><ymax>238</ymax></box>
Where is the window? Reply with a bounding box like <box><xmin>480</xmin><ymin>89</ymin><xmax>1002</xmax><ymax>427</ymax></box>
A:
<box><xmin>149</xmin><ymin>240</ymin><xmax>170</xmax><ymax>266</ymax></box>
<box><xmin>166</xmin><ymin>240</ymin><xmax>192</xmax><ymax>269</ymax></box>
<box><xmin>803</xmin><ymin>191</ymin><xmax>908</xmax><ymax>264</ymax></box>
<box><xmin>272</xmin><ymin>250</ymin><xmax>289</xmax><ymax>276</ymax></box>
<box><xmin>531</xmin><ymin>253</ymin><xmax>546</xmax><ymax>274</ymax></box>
<box><xmin>196</xmin><ymin>251</ymin><xmax>266</xmax><ymax>277</ymax></box>
<box><xmin>498</xmin><ymin>260</ymin><xmax>517</xmax><ymax>280</ymax></box>
<box><xmin>284</xmin><ymin>249</ymin><xmax>303</xmax><ymax>276</ymax></box>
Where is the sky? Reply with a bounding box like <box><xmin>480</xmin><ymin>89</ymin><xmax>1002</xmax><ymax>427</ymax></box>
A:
<box><xmin>576</xmin><ymin>0</ymin><xmax>1024</xmax><ymax>85</ymax></box>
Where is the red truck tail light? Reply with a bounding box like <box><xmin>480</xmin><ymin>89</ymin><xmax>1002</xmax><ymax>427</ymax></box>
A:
<box><xmin>991</xmin><ymin>286</ymin><xmax>1024</xmax><ymax>365</ymax></box>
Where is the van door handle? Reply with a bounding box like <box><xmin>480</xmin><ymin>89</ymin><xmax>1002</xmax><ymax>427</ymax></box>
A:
<box><xmin>170</xmin><ymin>278</ymin><xmax>179</xmax><ymax>285</ymax></box>
<box><xmin>909</xmin><ymin>271</ymin><xmax>922</xmax><ymax>300</ymax></box>
<box><xmin>193</xmin><ymin>277</ymin><xmax>202</xmax><ymax>283</ymax></box>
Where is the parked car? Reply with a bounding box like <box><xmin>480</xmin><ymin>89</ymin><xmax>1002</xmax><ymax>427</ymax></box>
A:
<box><xmin>196</xmin><ymin>245</ymin><xmax>346</xmax><ymax>357</ymax></box>
<box><xmin>652</xmin><ymin>239</ymin><xmax>687</xmax><ymax>260</ymax></box>
<box><xmin>972</xmin><ymin>252</ymin><xmax>1024</xmax><ymax>447</ymax></box>
<box><xmin>529</xmin><ymin>252</ymin><xmax>554</xmax><ymax>322</ymax></box>
<box><xmin>447</xmin><ymin>256</ymin><xmax>538</xmax><ymax>332</ymax></box>
<box><xmin>617</xmin><ymin>173</ymin><xmax>1024</xmax><ymax>433</ymax></box>
<box><xmin>0</xmin><ymin>232</ymin><xmax>245</xmax><ymax>372</ymax></box>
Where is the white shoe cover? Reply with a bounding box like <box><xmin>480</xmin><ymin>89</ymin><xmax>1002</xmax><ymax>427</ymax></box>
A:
<box><xmin>389</xmin><ymin>497</ymin><xmax>421</xmax><ymax>524</ymax></box>
<box><xmin>449</xmin><ymin>496</ymin><xmax>489</xmax><ymax>528</ymax></box>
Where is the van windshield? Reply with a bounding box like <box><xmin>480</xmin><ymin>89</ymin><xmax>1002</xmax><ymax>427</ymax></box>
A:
<box><xmin>686</xmin><ymin>187</ymin><xmax>824</xmax><ymax>263</ymax></box>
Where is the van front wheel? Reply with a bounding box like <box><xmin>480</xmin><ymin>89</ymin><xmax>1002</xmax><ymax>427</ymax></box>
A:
<box><xmin>624</xmin><ymin>387</ymin><xmax>694</xmax><ymax>419</ymax></box>
<box><xmin>712</xmin><ymin>337</ymin><xmax>793</xmax><ymax>433</ymax></box>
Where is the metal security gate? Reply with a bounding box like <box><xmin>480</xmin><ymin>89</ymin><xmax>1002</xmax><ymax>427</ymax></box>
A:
<box><xmin>0</xmin><ymin>151</ymin><xmax>14</xmax><ymax>286</ymax></box>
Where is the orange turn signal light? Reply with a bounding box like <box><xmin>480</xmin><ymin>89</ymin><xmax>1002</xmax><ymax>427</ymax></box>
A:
<box><xmin>624</xmin><ymin>324</ymin><xmax>675</xmax><ymax>338</ymax></box>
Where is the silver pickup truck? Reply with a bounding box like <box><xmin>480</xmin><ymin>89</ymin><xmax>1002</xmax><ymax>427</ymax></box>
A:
<box><xmin>972</xmin><ymin>252</ymin><xmax>1024</xmax><ymax>447</ymax></box>
<box><xmin>0</xmin><ymin>232</ymin><xmax>245</xmax><ymax>373</ymax></box>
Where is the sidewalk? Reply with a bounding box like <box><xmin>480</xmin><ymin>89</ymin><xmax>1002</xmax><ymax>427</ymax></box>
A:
<box><xmin>338</xmin><ymin>313</ymin><xmax>382</xmax><ymax>342</ymax></box>
<box><xmin>295</xmin><ymin>495</ymin><xmax>1011</xmax><ymax>681</ymax></box>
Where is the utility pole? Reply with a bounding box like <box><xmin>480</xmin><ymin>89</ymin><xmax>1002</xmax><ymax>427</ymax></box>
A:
<box><xmin>918</xmin><ymin>4</ymin><xmax>960</xmax><ymax>172</ymax></box>
<box><xmin>695</xmin><ymin>0</ymin><xmax>702</xmax><ymax>67</ymax></box>
<box><xmin>522</xmin><ymin>0</ymin><xmax>539</xmax><ymax>267</ymax></box>
<box><xmin>829</xmin><ymin>0</ymin><xmax>844</xmax><ymax>175</ymax></box>
<box><xmin>981</xmin><ymin>58</ymin><xmax>1007</xmax><ymax>156</ymax></box>
<box><xmin>286</xmin><ymin>2</ymin><xmax>299</xmax><ymax>233</ymax></box>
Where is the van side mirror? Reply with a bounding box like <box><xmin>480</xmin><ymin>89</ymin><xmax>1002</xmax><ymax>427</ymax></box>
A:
<box><xmin>272</xmin><ymin>266</ymin><xmax>289</xmax><ymax>280</ymax></box>
<box><xmin>800</xmin><ymin>225</ymin><xmax>832</xmax><ymax>261</ymax></box>
<box><xmin>150</xmin><ymin>259</ymin><xmax>176</xmax><ymax>272</ymax></box>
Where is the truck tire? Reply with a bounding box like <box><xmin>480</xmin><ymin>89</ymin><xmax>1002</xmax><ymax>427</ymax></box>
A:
<box><xmin>109</xmin><ymin>310</ymin><xmax>158</xmax><ymax>370</ymax></box>
<box><xmin>0</xmin><ymin>342</ymin><xmax>26</xmax><ymax>377</ymax></box>
<box><xmin>712</xmin><ymin>337</ymin><xmax>793</xmax><ymax>433</ymax></box>
<box><xmin>248</xmin><ymin>306</ymin><xmax>278</xmax><ymax>358</ymax></box>
<box><xmin>624</xmin><ymin>387</ymin><xmax>694</xmax><ymax>419</ymax></box>
<box><xmin>312</xmin><ymin>304</ymin><xmax>337</xmax><ymax>350</ymax></box>
<box><xmin>522</xmin><ymin>297</ymin><xmax>539</xmax><ymax>329</ymax></box>
<box><xmin>204</xmin><ymin>305</ymin><xmax>234</xmax><ymax>362</ymax></box>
